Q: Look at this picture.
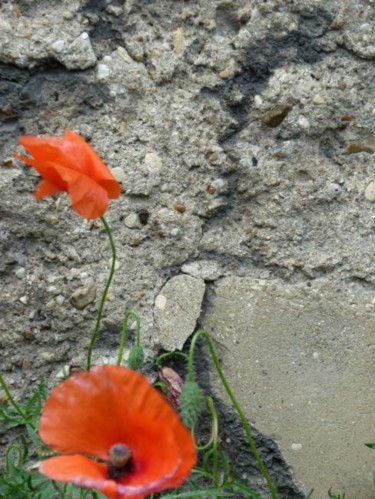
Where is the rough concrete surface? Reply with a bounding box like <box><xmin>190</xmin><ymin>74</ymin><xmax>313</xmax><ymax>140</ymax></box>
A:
<box><xmin>0</xmin><ymin>0</ymin><xmax>374</xmax><ymax>497</ymax></box>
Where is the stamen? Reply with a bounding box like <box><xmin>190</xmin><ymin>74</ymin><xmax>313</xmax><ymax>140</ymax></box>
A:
<box><xmin>109</xmin><ymin>443</ymin><xmax>131</xmax><ymax>467</ymax></box>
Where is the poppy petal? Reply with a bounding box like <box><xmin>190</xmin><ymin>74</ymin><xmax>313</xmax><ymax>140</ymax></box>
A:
<box><xmin>63</xmin><ymin>131</ymin><xmax>121</xmax><ymax>197</ymax></box>
<box><xmin>59</xmin><ymin>168</ymin><xmax>110</xmax><ymax>219</ymax></box>
<box><xmin>40</xmin><ymin>366</ymin><xmax>196</xmax><ymax>492</ymax></box>
<box><xmin>16</xmin><ymin>131</ymin><xmax>121</xmax><ymax>219</ymax></box>
<box><xmin>34</xmin><ymin>180</ymin><xmax>62</xmax><ymax>200</ymax></box>
<box><xmin>40</xmin><ymin>455</ymin><xmax>144</xmax><ymax>499</ymax></box>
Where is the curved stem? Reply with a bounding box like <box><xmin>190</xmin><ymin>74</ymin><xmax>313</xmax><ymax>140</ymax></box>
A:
<box><xmin>0</xmin><ymin>374</ymin><xmax>28</xmax><ymax>422</ymax></box>
<box><xmin>116</xmin><ymin>311</ymin><xmax>141</xmax><ymax>366</ymax></box>
<box><xmin>155</xmin><ymin>351</ymin><xmax>190</xmax><ymax>370</ymax></box>
<box><xmin>188</xmin><ymin>330</ymin><xmax>278</xmax><ymax>499</ymax></box>
<box><xmin>196</xmin><ymin>397</ymin><xmax>218</xmax><ymax>452</ymax></box>
<box><xmin>86</xmin><ymin>216</ymin><xmax>116</xmax><ymax>371</ymax></box>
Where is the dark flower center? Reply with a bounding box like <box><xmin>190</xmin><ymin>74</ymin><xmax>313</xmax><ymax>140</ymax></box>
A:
<box><xmin>107</xmin><ymin>443</ymin><xmax>134</xmax><ymax>480</ymax></box>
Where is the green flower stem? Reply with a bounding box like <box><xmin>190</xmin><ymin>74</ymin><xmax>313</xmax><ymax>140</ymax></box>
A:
<box><xmin>207</xmin><ymin>397</ymin><xmax>219</xmax><ymax>487</ymax></box>
<box><xmin>155</xmin><ymin>351</ymin><xmax>190</xmax><ymax>370</ymax></box>
<box><xmin>196</xmin><ymin>397</ymin><xmax>218</xmax><ymax>452</ymax></box>
<box><xmin>86</xmin><ymin>216</ymin><xmax>116</xmax><ymax>371</ymax></box>
<box><xmin>188</xmin><ymin>330</ymin><xmax>278</xmax><ymax>499</ymax></box>
<box><xmin>116</xmin><ymin>311</ymin><xmax>141</xmax><ymax>366</ymax></box>
<box><xmin>0</xmin><ymin>374</ymin><xmax>28</xmax><ymax>421</ymax></box>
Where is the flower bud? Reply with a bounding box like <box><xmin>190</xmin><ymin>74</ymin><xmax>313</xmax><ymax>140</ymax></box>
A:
<box><xmin>180</xmin><ymin>380</ymin><xmax>202</xmax><ymax>429</ymax></box>
<box><xmin>127</xmin><ymin>345</ymin><xmax>144</xmax><ymax>371</ymax></box>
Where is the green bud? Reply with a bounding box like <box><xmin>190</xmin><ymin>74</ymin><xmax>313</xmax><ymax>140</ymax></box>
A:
<box><xmin>180</xmin><ymin>380</ymin><xmax>202</xmax><ymax>429</ymax></box>
<box><xmin>127</xmin><ymin>345</ymin><xmax>144</xmax><ymax>371</ymax></box>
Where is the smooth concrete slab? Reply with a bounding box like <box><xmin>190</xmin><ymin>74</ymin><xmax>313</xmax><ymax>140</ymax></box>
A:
<box><xmin>202</xmin><ymin>277</ymin><xmax>375</xmax><ymax>498</ymax></box>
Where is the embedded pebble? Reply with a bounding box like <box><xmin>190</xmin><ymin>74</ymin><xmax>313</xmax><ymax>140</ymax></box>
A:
<box><xmin>19</xmin><ymin>296</ymin><xmax>28</xmax><ymax>305</ymax></box>
<box><xmin>298</xmin><ymin>116</ymin><xmax>310</xmax><ymax>130</ymax></box>
<box><xmin>260</xmin><ymin>101</ymin><xmax>293</xmax><ymax>127</ymax></box>
<box><xmin>181</xmin><ymin>260</ymin><xmax>224</xmax><ymax>281</ymax></box>
<box><xmin>52</xmin><ymin>39</ymin><xmax>65</xmax><ymax>53</ymax></box>
<box><xmin>69</xmin><ymin>281</ymin><xmax>97</xmax><ymax>310</ymax></box>
<box><xmin>124</xmin><ymin>213</ymin><xmax>141</xmax><ymax>229</ymax></box>
<box><xmin>144</xmin><ymin>152</ymin><xmax>163</xmax><ymax>173</ymax></box>
<box><xmin>346</xmin><ymin>139</ymin><xmax>375</xmax><ymax>154</ymax></box>
<box><xmin>253</xmin><ymin>95</ymin><xmax>263</xmax><ymax>108</ymax></box>
<box><xmin>40</xmin><ymin>352</ymin><xmax>55</xmax><ymax>362</ymax></box>
<box><xmin>291</xmin><ymin>443</ymin><xmax>303</xmax><ymax>451</ymax></box>
<box><xmin>55</xmin><ymin>295</ymin><xmax>65</xmax><ymax>305</ymax></box>
<box><xmin>325</xmin><ymin>183</ymin><xmax>341</xmax><ymax>200</ymax></box>
<box><xmin>111</xmin><ymin>166</ymin><xmax>126</xmax><ymax>182</ymax></box>
<box><xmin>97</xmin><ymin>63</ymin><xmax>111</xmax><ymax>80</ymax></box>
<box><xmin>312</xmin><ymin>94</ymin><xmax>326</xmax><ymax>105</ymax></box>
<box><xmin>15</xmin><ymin>267</ymin><xmax>26</xmax><ymax>279</ymax></box>
<box><xmin>364</xmin><ymin>182</ymin><xmax>375</xmax><ymax>202</ymax></box>
<box><xmin>106</xmin><ymin>4</ymin><xmax>123</xmax><ymax>16</ymax></box>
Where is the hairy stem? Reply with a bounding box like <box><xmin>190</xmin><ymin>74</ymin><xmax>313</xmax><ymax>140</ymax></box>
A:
<box><xmin>116</xmin><ymin>311</ymin><xmax>141</xmax><ymax>366</ymax></box>
<box><xmin>188</xmin><ymin>330</ymin><xmax>278</xmax><ymax>499</ymax></box>
<box><xmin>86</xmin><ymin>217</ymin><xmax>116</xmax><ymax>371</ymax></box>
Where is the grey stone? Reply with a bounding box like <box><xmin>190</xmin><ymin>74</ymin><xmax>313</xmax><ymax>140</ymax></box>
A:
<box><xmin>202</xmin><ymin>277</ymin><xmax>375</xmax><ymax>498</ymax></box>
<box><xmin>154</xmin><ymin>275</ymin><xmax>205</xmax><ymax>351</ymax></box>
<box><xmin>97</xmin><ymin>63</ymin><xmax>111</xmax><ymax>81</ymax></box>
<box><xmin>364</xmin><ymin>181</ymin><xmax>375</xmax><ymax>202</ymax></box>
<box><xmin>110</xmin><ymin>166</ymin><xmax>126</xmax><ymax>183</ymax></box>
<box><xmin>0</xmin><ymin>5</ymin><xmax>96</xmax><ymax>70</ymax></box>
<box><xmin>69</xmin><ymin>281</ymin><xmax>97</xmax><ymax>310</ymax></box>
<box><xmin>181</xmin><ymin>260</ymin><xmax>224</xmax><ymax>281</ymax></box>
<box><xmin>124</xmin><ymin>213</ymin><xmax>141</xmax><ymax>229</ymax></box>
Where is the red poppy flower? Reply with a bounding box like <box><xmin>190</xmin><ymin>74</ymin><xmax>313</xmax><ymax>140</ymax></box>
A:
<box><xmin>39</xmin><ymin>365</ymin><xmax>196</xmax><ymax>498</ymax></box>
<box><xmin>16</xmin><ymin>130</ymin><xmax>121</xmax><ymax>219</ymax></box>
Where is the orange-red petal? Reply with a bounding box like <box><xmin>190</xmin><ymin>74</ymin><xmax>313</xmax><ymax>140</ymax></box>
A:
<box><xmin>53</xmin><ymin>165</ymin><xmax>110</xmax><ymax>219</ymax></box>
<box><xmin>16</xmin><ymin>131</ymin><xmax>121</xmax><ymax>219</ymax></box>
<box><xmin>39</xmin><ymin>366</ymin><xmax>196</xmax><ymax>494</ymax></box>
<box><xmin>40</xmin><ymin>455</ymin><xmax>145</xmax><ymax>499</ymax></box>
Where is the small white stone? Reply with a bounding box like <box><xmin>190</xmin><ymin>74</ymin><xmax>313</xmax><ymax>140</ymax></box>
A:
<box><xmin>110</xmin><ymin>166</ymin><xmax>125</xmax><ymax>182</ymax></box>
<box><xmin>19</xmin><ymin>296</ymin><xmax>28</xmax><ymax>305</ymax></box>
<box><xmin>364</xmin><ymin>181</ymin><xmax>375</xmax><ymax>202</ymax></box>
<box><xmin>55</xmin><ymin>295</ymin><xmax>65</xmax><ymax>305</ymax></box>
<box><xmin>97</xmin><ymin>64</ymin><xmax>111</xmax><ymax>80</ymax></box>
<box><xmin>253</xmin><ymin>95</ymin><xmax>263</xmax><ymax>108</ymax></box>
<box><xmin>171</xmin><ymin>228</ymin><xmax>180</xmax><ymax>236</ymax></box>
<box><xmin>47</xmin><ymin>285</ymin><xmax>58</xmax><ymax>294</ymax></box>
<box><xmin>313</xmin><ymin>352</ymin><xmax>319</xmax><ymax>359</ymax></box>
<box><xmin>291</xmin><ymin>443</ymin><xmax>303</xmax><ymax>451</ymax></box>
<box><xmin>52</xmin><ymin>40</ymin><xmax>65</xmax><ymax>53</ymax></box>
<box><xmin>80</xmin><ymin>32</ymin><xmax>89</xmax><ymax>40</ymax></box>
<box><xmin>298</xmin><ymin>115</ymin><xmax>310</xmax><ymax>129</ymax></box>
<box><xmin>103</xmin><ymin>55</ymin><xmax>112</xmax><ymax>63</ymax></box>
<box><xmin>15</xmin><ymin>267</ymin><xmax>26</xmax><ymax>279</ymax></box>
<box><xmin>62</xmin><ymin>10</ymin><xmax>74</xmax><ymax>20</ymax></box>
<box><xmin>211</xmin><ymin>178</ymin><xmax>228</xmax><ymax>193</ymax></box>
<box><xmin>40</xmin><ymin>352</ymin><xmax>55</xmax><ymax>362</ymax></box>
<box><xmin>312</xmin><ymin>94</ymin><xmax>326</xmax><ymax>105</ymax></box>
<box><xmin>144</xmin><ymin>152</ymin><xmax>163</xmax><ymax>172</ymax></box>
<box><xmin>124</xmin><ymin>213</ymin><xmax>140</xmax><ymax>229</ymax></box>
<box><xmin>155</xmin><ymin>294</ymin><xmax>167</xmax><ymax>310</ymax></box>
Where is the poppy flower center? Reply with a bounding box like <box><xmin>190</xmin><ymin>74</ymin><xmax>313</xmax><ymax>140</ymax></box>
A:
<box><xmin>107</xmin><ymin>443</ymin><xmax>134</xmax><ymax>480</ymax></box>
